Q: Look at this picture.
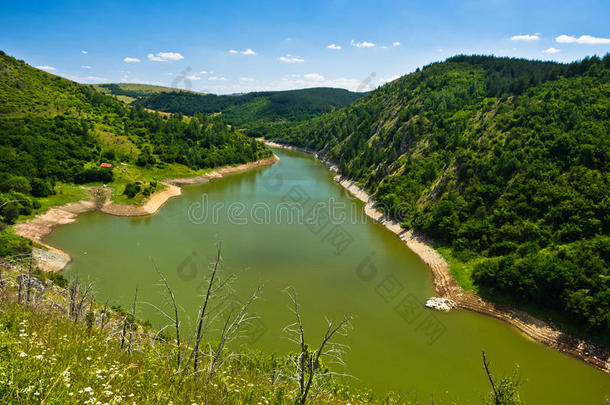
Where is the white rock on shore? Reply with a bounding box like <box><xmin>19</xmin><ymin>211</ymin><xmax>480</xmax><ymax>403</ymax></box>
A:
<box><xmin>425</xmin><ymin>297</ymin><xmax>457</xmax><ymax>312</ymax></box>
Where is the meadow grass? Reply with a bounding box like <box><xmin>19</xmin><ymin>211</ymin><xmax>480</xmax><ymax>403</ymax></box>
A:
<box><xmin>0</xmin><ymin>267</ymin><xmax>393</xmax><ymax>404</ymax></box>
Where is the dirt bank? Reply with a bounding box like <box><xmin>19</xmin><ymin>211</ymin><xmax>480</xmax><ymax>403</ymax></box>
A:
<box><xmin>13</xmin><ymin>199</ymin><xmax>97</xmax><ymax>272</ymax></box>
<box><xmin>265</xmin><ymin>139</ymin><xmax>610</xmax><ymax>373</ymax></box>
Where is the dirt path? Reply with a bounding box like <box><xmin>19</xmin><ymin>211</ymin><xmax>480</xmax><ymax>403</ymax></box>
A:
<box><xmin>14</xmin><ymin>155</ymin><xmax>279</xmax><ymax>269</ymax></box>
<box><xmin>265</xmin><ymin>139</ymin><xmax>610</xmax><ymax>374</ymax></box>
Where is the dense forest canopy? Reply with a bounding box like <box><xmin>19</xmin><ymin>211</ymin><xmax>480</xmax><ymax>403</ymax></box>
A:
<box><xmin>263</xmin><ymin>54</ymin><xmax>610</xmax><ymax>339</ymax></box>
<box><xmin>0</xmin><ymin>50</ymin><xmax>271</xmax><ymax>253</ymax></box>
<box><xmin>103</xmin><ymin>86</ymin><xmax>365</xmax><ymax>127</ymax></box>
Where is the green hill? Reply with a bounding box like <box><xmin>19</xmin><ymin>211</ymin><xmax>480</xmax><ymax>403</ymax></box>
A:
<box><xmin>105</xmin><ymin>86</ymin><xmax>365</xmax><ymax>127</ymax></box>
<box><xmin>94</xmin><ymin>83</ymin><xmax>202</xmax><ymax>104</ymax></box>
<box><xmin>0</xmin><ymin>50</ymin><xmax>271</xmax><ymax>255</ymax></box>
<box><xmin>263</xmin><ymin>54</ymin><xmax>610</xmax><ymax>340</ymax></box>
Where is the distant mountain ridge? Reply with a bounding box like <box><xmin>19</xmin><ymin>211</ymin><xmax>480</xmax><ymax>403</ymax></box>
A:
<box><xmin>98</xmin><ymin>84</ymin><xmax>365</xmax><ymax>128</ymax></box>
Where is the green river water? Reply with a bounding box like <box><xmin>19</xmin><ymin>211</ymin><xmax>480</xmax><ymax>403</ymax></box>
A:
<box><xmin>46</xmin><ymin>148</ymin><xmax>609</xmax><ymax>404</ymax></box>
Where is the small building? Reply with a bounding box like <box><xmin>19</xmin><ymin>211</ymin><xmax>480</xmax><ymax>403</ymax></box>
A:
<box><xmin>100</xmin><ymin>162</ymin><xmax>114</xmax><ymax>169</ymax></box>
<box><xmin>134</xmin><ymin>180</ymin><xmax>144</xmax><ymax>186</ymax></box>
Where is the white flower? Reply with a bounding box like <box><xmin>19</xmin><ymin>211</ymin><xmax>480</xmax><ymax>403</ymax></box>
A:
<box><xmin>34</xmin><ymin>392</ymin><xmax>40</xmax><ymax>396</ymax></box>
<box><xmin>35</xmin><ymin>355</ymin><xmax>43</xmax><ymax>360</ymax></box>
<box><xmin>19</xmin><ymin>352</ymin><xmax>27</xmax><ymax>358</ymax></box>
<box><xmin>84</xmin><ymin>387</ymin><xmax>93</xmax><ymax>392</ymax></box>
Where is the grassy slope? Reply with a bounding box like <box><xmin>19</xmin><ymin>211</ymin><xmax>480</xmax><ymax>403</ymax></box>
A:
<box><xmin>94</xmin><ymin>83</ymin><xmax>204</xmax><ymax>104</ymax></box>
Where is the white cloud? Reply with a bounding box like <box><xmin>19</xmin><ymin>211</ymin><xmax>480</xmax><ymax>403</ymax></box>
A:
<box><xmin>304</xmin><ymin>73</ymin><xmax>324</xmax><ymax>82</ymax></box>
<box><xmin>556</xmin><ymin>34</ymin><xmax>610</xmax><ymax>44</ymax></box>
<box><xmin>278</xmin><ymin>75</ymin><xmax>362</xmax><ymax>90</ymax></box>
<box><xmin>35</xmin><ymin>65</ymin><xmax>56</xmax><ymax>71</ymax></box>
<box><xmin>279</xmin><ymin>54</ymin><xmax>305</xmax><ymax>63</ymax></box>
<box><xmin>229</xmin><ymin>48</ymin><xmax>257</xmax><ymax>55</ymax></box>
<box><xmin>200</xmin><ymin>70</ymin><xmax>213</xmax><ymax>74</ymax></box>
<box><xmin>81</xmin><ymin>65</ymin><xmax>92</xmax><ymax>69</ymax></box>
<box><xmin>147</xmin><ymin>52</ymin><xmax>184</xmax><ymax>62</ymax></box>
<box><xmin>239</xmin><ymin>77</ymin><xmax>256</xmax><ymax>82</ymax></box>
<box><xmin>123</xmin><ymin>57</ymin><xmax>140</xmax><ymax>63</ymax></box>
<box><xmin>327</xmin><ymin>44</ymin><xmax>342</xmax><ymax>50</ymax></box>
<box><xmin>81</xmin><ymin>50</ymin><xmax>87</xmax><ymax>54</ymax></box>
<box><xmin>542</xmin><ymin>47</ymin><xmax>560</xmax><ymax>54</ymax></box>
<box><xmin>351</xmin><ymin>40</ymin><xmax>375</xmax><ymax>48</ymax></box>
<box><xmin>186</xmin><ymin>75</ymin><xmax>201</xmax><ymax>81</ymax></box>
<box><xmin>147</xmin><ymin>54</ymin><xmax>163</xmax><ymax>61</ymax></box>
<box><xmin>510</xmin><ymin>34</ymin><xmax>540</xmax><ymax>41</ymax></box>
<box><xmin>392</xmin><ymin>41</ymin><xmax>401</xmax><ymax>47</ymax></box>
<box><xmin>381</xmin><ymin>45</ymin><xmax>388</xmax><ymax>49</ymax></box>
<box><xmin>66</xmin><ymin>74</ymin><xmax>109</xmax><ymax>83</ymax></box>
<box><xmin>208</xmin><ymin>76</ymin><xmax>227</xmax><ymax>81</ymax></box>
<box><xmin>85</xmin><ymin>76</ymin><xmax>108</xmax><ymax>82</ymax></box>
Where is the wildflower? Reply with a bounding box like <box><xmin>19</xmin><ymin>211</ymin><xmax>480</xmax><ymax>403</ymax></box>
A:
<box><xmin>19</xmin><ymin>352</ymin><xmax>27</xmax><ymax>358</ymax></box>
<box><xmin>35</xmin><ymin>355</ymin><xmax>43</xmax><ymax>360</ymax></box>
<box><xmin>84</xmin><ymin>387</ymin><xmax>93</xmax><ymax>393</ymax></box>
<box><xmin>34</xmin><ymin>392</ymin><xmax>40</xmax><ymax>396</ymax></box>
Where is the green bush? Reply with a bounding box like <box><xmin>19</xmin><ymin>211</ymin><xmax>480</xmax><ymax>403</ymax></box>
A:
<box><xmin>123</xmin><ymin>183</ymin><xmax>141</xmax><ymax>199</ymax></box>
<box><xmin>30</xmin><ymin>178</ymin><xmax>54</xmax><ymax>197</ymax></box>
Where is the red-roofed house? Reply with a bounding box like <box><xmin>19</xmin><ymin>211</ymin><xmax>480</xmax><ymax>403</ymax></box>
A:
<box><xmin>100</xmin><ymin>163</ymin><xmax>114</xmax><ymax>169</ymax></box>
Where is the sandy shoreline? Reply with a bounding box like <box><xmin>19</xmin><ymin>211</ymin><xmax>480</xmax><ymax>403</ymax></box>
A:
<box><xmin>263</xmin><ymin>139</ymin><xmax>610</xmax><ymax>373</ymax></box>
<box><xmin>100</xmin><ymin>155</ymin><xmax>279</xmax><ymax>217</ymax></box>
<box><xmin>14</xmin><ymin>155</ymin><xmax>279</xmax><ymax>269</ymax></box>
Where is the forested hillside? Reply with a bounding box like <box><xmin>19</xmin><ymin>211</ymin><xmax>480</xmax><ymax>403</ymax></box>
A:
<box><xmin>264</xmin><ymin>55</ymin><xmax>610</xmax><ymax>339</ymax></box>
<box><xmin>120</xmin><ymin>87</ymin><xmax>364</xmax><ymax>128</ymax></box>
<box><xmin>0</xmin><ymin>51</ymin><xmax>271</xmax><ymax>255</ymax></box>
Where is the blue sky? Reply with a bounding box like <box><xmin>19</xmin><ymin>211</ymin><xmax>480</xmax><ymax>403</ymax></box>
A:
<box><xmin>1</xmin><ymin>0</ymin><xmax>609</xmax><ymax>94</ymax></box>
